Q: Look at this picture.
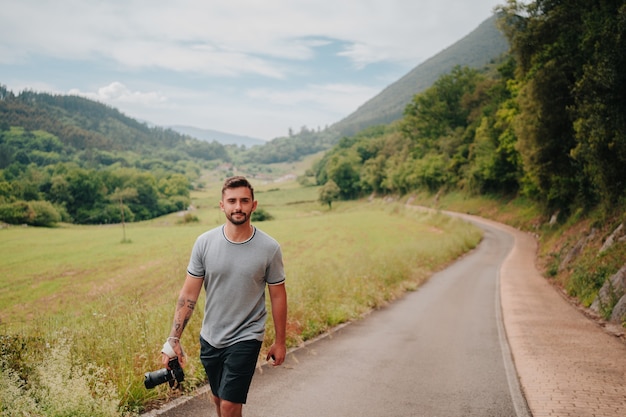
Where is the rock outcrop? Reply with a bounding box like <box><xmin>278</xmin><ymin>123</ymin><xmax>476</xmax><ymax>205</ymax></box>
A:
<box><xmin>590</xmin><ymin>223</ymin><xmax>626</xmax><ymax>324</ymax></box>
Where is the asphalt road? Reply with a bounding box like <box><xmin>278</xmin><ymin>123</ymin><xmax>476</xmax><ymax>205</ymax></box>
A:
<box><xmin>147</xmin><ymin>220</ymin><xmax>531</xmax><ymax>417</ymax></box>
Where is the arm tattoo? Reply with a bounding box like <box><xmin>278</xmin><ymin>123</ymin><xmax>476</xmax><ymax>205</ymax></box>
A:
<box><xmin>172</xmin><ymin>297</ymin><xmax>196</xmax><ymax>335</ymax></box>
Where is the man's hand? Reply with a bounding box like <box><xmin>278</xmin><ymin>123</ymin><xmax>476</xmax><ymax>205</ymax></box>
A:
<box><xmin>266</xmin><ymin>342</ymin><xmax>286</xmax><ymax>366</ymax></box>
<box><xmin>161</xmin><ymin>339</ymin><xmax>186</xmax><ymax>368</ymax></box>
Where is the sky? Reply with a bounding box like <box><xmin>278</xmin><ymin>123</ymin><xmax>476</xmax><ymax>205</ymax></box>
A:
<box><xmin>0</xmin><ymin>0</ymin><xmax>503</xmax><ymax>141</ymax></box>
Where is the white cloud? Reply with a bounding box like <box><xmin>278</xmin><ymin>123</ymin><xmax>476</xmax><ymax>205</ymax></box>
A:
<box><xmin>248</xmin><ymin>83</ymin><xmax>378</xmax><ymax>115</ymax></box>
<box><xmin>1</xmin><ymin>0</ymin><xmax>499</xmax><ymax>71</ymax></box>
<box><xmin>69</xmin><ymin>82</ymin><xmax>168</xmax><ymax>107</ymax></box>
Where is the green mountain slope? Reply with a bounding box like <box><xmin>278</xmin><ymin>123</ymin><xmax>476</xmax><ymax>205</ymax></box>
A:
<box><xmin>330</xmin><ymin>14</ymin><xmax>509</xmax><ymax>137</ymax></box>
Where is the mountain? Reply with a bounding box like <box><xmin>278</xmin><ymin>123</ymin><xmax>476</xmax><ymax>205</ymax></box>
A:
<box><xmin>329</xmin><ymin>14</ymin><xmax>509</xmax><ymax>137</ymax></box>
<box><xmin>168</xmin><ymin>125</ymin><xmax>265</xmax><ymax>148</ymax></box>
<box><xmin>242</xmin><ymin>14</ymin><xmax>510</xmax><ymax>163</ymax></box>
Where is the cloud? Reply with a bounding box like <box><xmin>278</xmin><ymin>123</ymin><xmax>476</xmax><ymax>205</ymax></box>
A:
<box><xmin>1</xmin><ymin>0</ymin><xmax>499</xmax><ymax>72</ymax></box>
<box><xmin>248</xmin><ymin>83</ymin><xmax>379</xmax><ymax>115</ymax></box>
<box><xmin>69</xmin><ymin>82</ymin><xmax>168</xmax><ymax>107</ymax></box>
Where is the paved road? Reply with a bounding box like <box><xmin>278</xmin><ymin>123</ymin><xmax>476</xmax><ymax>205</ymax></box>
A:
<box><xmin>146</xmin><ymin>220</ymin><xmax>531</xmax><ymax>417</ymax></box>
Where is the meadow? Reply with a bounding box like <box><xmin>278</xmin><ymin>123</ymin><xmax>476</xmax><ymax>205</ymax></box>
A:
<box><xmin>0</xmin><ymin>180</ymin><xmax>482</xmax><ymax>416</ymax></box>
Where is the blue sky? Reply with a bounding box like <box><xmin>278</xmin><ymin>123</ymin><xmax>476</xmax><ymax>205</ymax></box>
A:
<box><xmin>0</xmin><ymin>0</ymin><xmax>503</xmax><ymax>141</ymax></box>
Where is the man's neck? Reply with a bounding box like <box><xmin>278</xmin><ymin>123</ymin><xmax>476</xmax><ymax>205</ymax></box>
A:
<box><xmin>224</xmin><ymin>223</ymin><xmax>254</xmax><ymax>242</ymax></box>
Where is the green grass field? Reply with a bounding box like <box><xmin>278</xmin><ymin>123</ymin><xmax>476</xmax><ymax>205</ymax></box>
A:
<box><xmin>0</xmin><ymin>180</ymin><xmax>482</xmax><ymax>415</ymax></box>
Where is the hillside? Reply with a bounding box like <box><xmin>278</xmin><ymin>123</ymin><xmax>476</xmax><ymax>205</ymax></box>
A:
<box><xmin>330</xmin><ymin>14</ymin><xmax>509</xmax><ymax>137</ymax></box>
<box><xmin>0</xmin><ymin>88</ymin><xmax>233</xmax><ymax>225</ymax></box>
<box><xmin>0</xmin><ymin>88</ymin><xmax>229</xmax><ymax>163</ymax></box>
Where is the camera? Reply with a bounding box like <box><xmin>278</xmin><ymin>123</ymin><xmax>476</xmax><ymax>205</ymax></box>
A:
<box><xmin>144</xmin><ymin>357</ymin><xmax>185</xmax><ymax>389</ymax></box>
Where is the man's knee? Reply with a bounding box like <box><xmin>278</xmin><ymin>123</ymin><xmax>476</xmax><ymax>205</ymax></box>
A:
<box><xmin>220</xmin><ymin>399</ymin><xmax>242</xmax><ymax>417</ymax></box>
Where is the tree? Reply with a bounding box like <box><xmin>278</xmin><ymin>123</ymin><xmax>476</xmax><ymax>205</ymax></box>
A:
<box><xmin>497</xmin><ymin>0</ymin><xmax>592</xmax><ymax>211</ymax></box>
<box><xmin>570</xmin><ymin>1</ymin><xmax>626</xmax><ymax>206</ymax></box>
<box><xmin>466</xmin><ymin>72</ymin><xmax>523</xmax><ymax>195</ymax></box>
<box><xmin>110</xmin><ymin>187</ymin><xmax>138</xmax><ymax>242</ymax></box>
<box><xmin>324</xmin><ymin>152</ymin><xmax>362</xmax><ymax>199</ymax></box>
<box><xmin>158</xmin><ymin>173</ymin><xmax>190</xmax><ymax>198</ymax></box>
<box><xmin>319</xmin><ymin>180</ymin><xmax>340</xmax><ymax>209</ymax></box>
<box><xmin>64</xmin><ymin>168</ymin><xmax>106</xmax><ymax>223</ymax></box>
<box><xmin>402</xmin><ymin>66</ymin><xmax>482</xmax><ymax>157</ymax></box>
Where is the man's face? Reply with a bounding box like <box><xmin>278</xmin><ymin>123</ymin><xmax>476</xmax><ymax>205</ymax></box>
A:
<box><xmin>220</xmin><ymin>186</ymin><xmax>257</xmax><ymax>226</ymax></box>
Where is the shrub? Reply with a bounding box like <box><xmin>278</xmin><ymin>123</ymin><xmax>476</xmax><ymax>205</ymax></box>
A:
<box><xmin>567</xmin><ymin>264</ymin><xmax>611</xmax><ymax>307</ymax></box>
<box><xmin>0</xmin><ymin>200</ymin><xmax>33</xmax><ymax>224</ymax></box>
<box><xmin>0</xmin><ymin>200</ymin><xmax>61</xmax><ymax>226</ymax></box>
<box><xmin>251</xmin><ymin>208</ymin><xmax>274</xmax><ymax>221</ymax></box>
<box><xmin>0</xmin><ymin>364</ymin><xmax>39</xmax><ymax>417</ymax></box>
<box><xmin>179</xmin><ymin>212</ymin><xmax>199</xmax><ymax>224</ymax></box>
<box><xmin>0</xmin><ymin>339</ymin><xmax>133</xmax><ymax>417</ymax></box>
<box><xmin>29</xmin><ymin>200</ymin><xmax>62</xmax><ymax>226</ymax></box>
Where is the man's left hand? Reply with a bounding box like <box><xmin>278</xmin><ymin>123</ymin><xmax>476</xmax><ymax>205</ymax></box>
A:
<box><xmin>266</xmin><ymin>343</ymin><xmax>286</xmax><ymax>366</ymax></box>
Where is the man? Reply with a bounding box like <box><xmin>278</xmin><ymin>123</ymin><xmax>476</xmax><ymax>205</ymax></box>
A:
<box><xmin>161</xmin><ymin>176</ymin><xmax>287</xmax><ymax>417</ymax></box>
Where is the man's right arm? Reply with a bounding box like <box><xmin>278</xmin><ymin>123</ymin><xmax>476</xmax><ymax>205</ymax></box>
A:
<box><xmin>162</xmin><ymin>273</ymin><xmax>203</xmax><ymax>367</ymax></box>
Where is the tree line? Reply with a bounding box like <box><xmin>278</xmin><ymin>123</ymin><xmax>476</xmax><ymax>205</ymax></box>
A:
<box><xmin>314</xmin><ymin>1</ymin><xmax>626</xmax><ymax>217</ymax></box>
<box><xmin>0</xmin><ymin>158</ymin><xmax>193</xmax><ymax>226</ymax></box>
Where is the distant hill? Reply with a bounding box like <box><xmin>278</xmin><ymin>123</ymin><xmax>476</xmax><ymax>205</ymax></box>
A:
<box><xmin>0</xmin><ymin>88</ymin><xmax>229</xmax><ymax>163</ymax></box>
<box><xmin>329</xmin><ymin>14</ymin><xmax>509</xmax><ymax>137</ymax></box>
<box><xmin>169</xmin><ymin>125</ymin><xmax>265</xmax><ymax>148</ymax></box>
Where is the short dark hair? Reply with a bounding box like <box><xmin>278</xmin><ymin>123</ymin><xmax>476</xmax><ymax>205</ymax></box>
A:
<box><xmin>222</xmin><ymin>176</ymin><xmax>254</xmax><ymax>200</ymax></box>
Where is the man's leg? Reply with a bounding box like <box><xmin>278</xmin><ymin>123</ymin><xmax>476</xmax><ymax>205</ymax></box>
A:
<box><xmin>213</xmin><ymin>395</ymin><xmax>243</xmax><ymax>417</ymax></box>
<box><xmin>212</xmin><ymin>394</ymin><xmax>222</xmax><ymax>417</ymax></box>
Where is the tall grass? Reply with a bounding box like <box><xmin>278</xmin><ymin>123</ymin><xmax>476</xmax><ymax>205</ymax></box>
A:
<box><xmin>0</xmin><ymin>183</ymin><xmax>481</xmax><ymax>415</ymax></box>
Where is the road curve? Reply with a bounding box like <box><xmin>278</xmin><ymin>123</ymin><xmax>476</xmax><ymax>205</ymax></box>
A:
<box><xmin>147</xmin><ymin>218</ymin><xmax>531</xmax><ymax>417</ymax></box>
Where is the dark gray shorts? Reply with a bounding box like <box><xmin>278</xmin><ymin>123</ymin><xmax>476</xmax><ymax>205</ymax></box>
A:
<box><xmin>199</xmin><ymin>337</ymin><xmax>262</xmax><ymax>404</ymax></box>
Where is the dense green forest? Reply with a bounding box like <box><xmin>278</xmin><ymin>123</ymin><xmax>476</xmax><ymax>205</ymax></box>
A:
<box><xmin>314</xmin><ymin>1</ymin><xmax>626</xmax><ymax>218</ymax></box>
<box><xmin>0</xmin><ymin>89</ymin><xmax>230</xmax><ymax>225</ymax></box>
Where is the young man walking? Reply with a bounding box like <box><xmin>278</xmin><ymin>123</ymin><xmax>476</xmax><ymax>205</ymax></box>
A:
<box><xmin>161</xmin><ymin>176</ymin><xmax>287</xmax><ymax>417</ymax></box>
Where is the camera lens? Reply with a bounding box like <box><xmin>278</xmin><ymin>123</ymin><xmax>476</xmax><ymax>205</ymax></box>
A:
<box><xmin>144</xmin><ymin>368</ymin><xmax>172</xmax><ymax>389</ymax></box>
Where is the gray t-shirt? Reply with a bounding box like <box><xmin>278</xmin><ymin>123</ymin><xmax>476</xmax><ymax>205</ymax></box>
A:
<box><xmin>187</xmin><ymin>225</ymin><xmax>285</xmax><ymax>349</ymax></box>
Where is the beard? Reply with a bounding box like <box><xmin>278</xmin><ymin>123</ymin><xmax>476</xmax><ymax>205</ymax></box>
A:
<box><xmin>226</xmin><ymin>211</ymin><xmax>248</xmax><ymax>225</ymax></box>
